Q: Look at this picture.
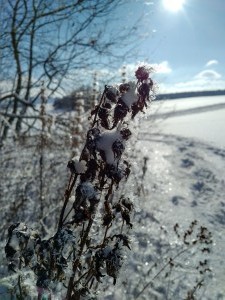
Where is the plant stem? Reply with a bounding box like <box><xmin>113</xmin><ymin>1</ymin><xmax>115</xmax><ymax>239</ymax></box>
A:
<box><xmin>58</xmin><ymin>174</ymin><xmax>77</xmax><ymax>229</ymax></box>
<box><xmin>134</xmin><ymin>248</ymin><xmax>188</xmax><ymax>299</ymax></box>
<box><xmin>66</xmin><ymin>219</ymin><xmax>94</xmax><ymax>299</ymax></box>
<box><xmin>102</xmin><ymin>224</ymin><xmax>110</xmax><ymax>247</ymax></box>
<box><xmin>91</xmin><ymin>87</ymin><xmax>106</xmax><ymax>127</ymax></box>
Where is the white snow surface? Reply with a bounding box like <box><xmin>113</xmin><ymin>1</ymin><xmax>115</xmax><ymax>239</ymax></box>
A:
<box><xmin>148</xmin><ymin>95</ymin><xmax>225</xmax><ymax>148</ymax></box>
<box><xmin>105</xmin><ymin>95</ymin><xmax>225</xmax><ymax>299</ymax></box>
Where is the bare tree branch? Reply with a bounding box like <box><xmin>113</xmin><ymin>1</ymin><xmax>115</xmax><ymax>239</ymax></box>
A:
<box><xmin>0</xmin><ymin>0</ymin><xmax>145</xmax><ymax>141</ymax></box>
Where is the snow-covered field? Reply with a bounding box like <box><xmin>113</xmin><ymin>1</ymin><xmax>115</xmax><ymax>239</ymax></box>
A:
<box><xmin>114</xmin><ymin>95</ymin><xmax>225</xmax><ymax>299</ymax></box>
<box><xmin>148</xmin><ymin>95</ymin><xmax>225</xmax><ymax>147</ymax></box>
<box><xmin>105</xmin><ymin>96</ymin><xmax>225</xmax><ymax>299</ymax></box>
<box><xmin>1</xmin><ymin>95</ymin><xmax>225</xmax><ymax>299</ymax></box>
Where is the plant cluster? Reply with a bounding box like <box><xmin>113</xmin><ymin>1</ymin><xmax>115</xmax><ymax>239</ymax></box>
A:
<box><xmin>134</xmin><ymin>220</ymin><xmax>213</xmax><ymax>300</ymax></box>
<box><xmin>0</xmin><ymin>88</ymin><xmax>87</xmax><ymax>244</ymax></box>
<box><xmin>5</xmin><ymin>66</ymin><xmax>155</xmax><ymax>299</ymax></box>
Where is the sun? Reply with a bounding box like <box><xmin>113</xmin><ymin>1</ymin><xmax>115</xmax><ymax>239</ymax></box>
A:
<box><xmin>163</xmin><ymin>0</ymin><xmax>185</xmax><ymax>12</ymax></box>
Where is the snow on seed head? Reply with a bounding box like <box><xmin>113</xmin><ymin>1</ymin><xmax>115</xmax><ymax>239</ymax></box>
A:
<box><xmin>76</xmin><ymin>99</ymin><xmax>84</xmax><ymax>106</ymax></box>
<box><xmin>79</xmin><ymin>181</ymin><xmax>96</xmax><ymax>199</ymax></box>
<box><xmin>67</xmin><ymin>159</ymin><xmax>87</xmax><ymax>174</ymax></box>
<box><xmin>74</xmin><ymin>160</ymin><xmax>87</xmax><ymax>174</ymax></box>
<box><xmin>76</xmin><ymin>124</ymin><xmax>83</xmax><ymax>134</ymax></box>
<box><xmin>96</xmin><ymin>128</ymin><xmax>123</xmax><ymax>164</ymax></box>
<box><xmin>120</xmin><ymin>81</ymin><xmax>138</xmax><ymax>109</ymax></box>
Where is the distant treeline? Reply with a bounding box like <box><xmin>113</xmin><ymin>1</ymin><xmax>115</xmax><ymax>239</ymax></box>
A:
<box><xmin>156</xmin><ymin>90</ymin><xmax>225</xmax><ymax>100</ymax></box>
<box><xmin>52</xmin><ymin>89</ymin><xmax>225</xmax><ymax>111</ymax></box>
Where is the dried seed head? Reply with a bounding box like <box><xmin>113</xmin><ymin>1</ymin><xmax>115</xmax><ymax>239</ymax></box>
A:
<box><xmin>119</xmin><ymin>83</ymin><xmax>130</xmax><ymax>93</ymax></box>
<box><xmin>120</xmin><ymin>128</ymin><xmax>132</xmax><ymax>140</ymax></box>
<box><xmin>135</xmin><ymin>65</ymin><xmax>151</xmax><ymax>81</ymax></box>
<box><xmin>112</xmin><ymin>139</ymin><xmax>125</xmax><ymax>159</ymax></box>
<box><xmin>106</xmin><ymin>249</ymin><xmax>123</xmax><ymax>285</ymax></box>
<box><xmin>105</xmin><ymin>85</ymin><xmax>119</xmax><ymax>103</ymax></box>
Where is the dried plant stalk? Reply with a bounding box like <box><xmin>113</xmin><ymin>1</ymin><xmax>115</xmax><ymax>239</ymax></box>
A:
<box><xmin>5</xmin><ymin>66</ymin><xmax>155</xmax><ymax>299</ymax></box>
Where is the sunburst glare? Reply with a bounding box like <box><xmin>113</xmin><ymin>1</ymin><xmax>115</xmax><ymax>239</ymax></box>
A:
<box><xmin>163</xmin><ymin>0</ymin><xmax>186</xmax><ymax>12</ymax></box>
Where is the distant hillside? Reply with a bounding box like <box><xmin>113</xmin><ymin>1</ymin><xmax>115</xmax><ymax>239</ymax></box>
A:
<box><xmin>156</xmin><ymin>90</ymin><xmax>225</xmax><ymax>100</ymax></box>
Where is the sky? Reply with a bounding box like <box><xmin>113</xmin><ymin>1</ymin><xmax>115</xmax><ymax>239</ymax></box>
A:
<box><xmin>1</xmin><ymin>0</ymin><xmax>224</xmax><ymax>96</ymax></box>
<box><xmin>115</xmin><ymin>0</ymin><xmax>225</xmax><ymax>93</ymax></box>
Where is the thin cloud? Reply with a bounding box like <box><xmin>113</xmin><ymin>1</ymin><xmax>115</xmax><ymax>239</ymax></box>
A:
<box><xmin>195</xmin><ymin>69</ymin><xmax>221</xmax><ymax>80</ymax></box>
<box><xmin>159</xmin><ymin>69</ymin><xmax>224</xmax><ymax>93</ymax></box>
<box><xmin>205</xmin><ymin>60</ymin><xmax>218</xmax><ymax>67</ymax></box>
<box><xmin>152</xmin><ymin>61</ymin><xmax>172</xmax><ymax>74</ymax></box>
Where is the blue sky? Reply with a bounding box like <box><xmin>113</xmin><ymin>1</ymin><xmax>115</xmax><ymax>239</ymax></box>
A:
<box><xmin>113</xmin><ymin>0</ymin><xmax>225</xmax><ymax>93</ymax></box>
<box><xmin>1</xmin><ymin>1</ymin><xmax>223</xmax><ymax>95</ymax></box>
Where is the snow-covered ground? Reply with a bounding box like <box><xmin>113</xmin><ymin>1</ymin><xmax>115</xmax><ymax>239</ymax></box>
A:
<box><xmin>148</xmin><ymin>95</ymin><xmax>225</xmax><ymax>148</ymax></box>
<box><xmin>121</xmin><ymin>95</ymin><xmax>225</xmax><ymax>299</ymax></box>
<box><xmin>1</xmin><ymin>95</ymin><xmax>225</xmax><ymax>299</ymax></box>
<box><xmin>105</xmin><ymin>96</ymin><xmax>225</xmax><ymax>299</ymax></box>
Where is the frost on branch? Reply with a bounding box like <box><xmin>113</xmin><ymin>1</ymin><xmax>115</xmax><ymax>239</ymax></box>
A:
<box><xmin>5</xmin><ymin>65</ymin><xmax>155</xmax><ymax>299</ymax></box>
